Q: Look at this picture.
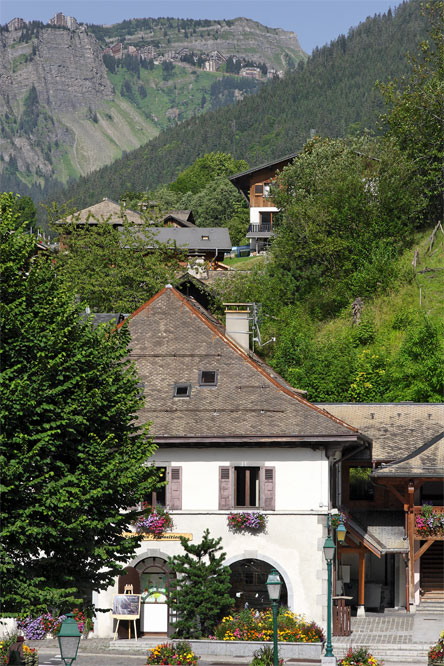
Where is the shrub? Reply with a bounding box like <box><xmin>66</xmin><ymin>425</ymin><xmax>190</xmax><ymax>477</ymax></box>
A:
<box><xmin>146</xmin><ymin>641</ymin><xmax>199</xmax><ymax>665</ymax></box>
<box><xmin>251</xmin><ymin>645</ymin><xmax>283</xmax><ymax>666</ymax></box>
<box><xmin>213</xmin><ymin>608</ymin><xmax>325</xmax><ymax>643</ymax></box>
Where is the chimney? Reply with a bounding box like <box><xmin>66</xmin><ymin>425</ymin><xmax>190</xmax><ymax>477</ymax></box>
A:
<box><xmin>224</xmin><ymin>304</ymin><xmax>251</xmax><ymax>353</ymax></box>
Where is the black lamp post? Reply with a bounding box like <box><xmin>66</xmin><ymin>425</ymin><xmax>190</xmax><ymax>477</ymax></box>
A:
<box><xmin>266</xmin><ymin>568</ymin><xmax>282</xmax><ymax>666</ymax></box>
<box><xmin>57</xmin><ymin>613</ymin><xmax>81</xmax><ymax>666</ymax></box>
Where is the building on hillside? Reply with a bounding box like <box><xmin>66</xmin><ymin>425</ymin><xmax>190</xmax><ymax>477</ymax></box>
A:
<box><xmin>49</xmin><ymin>12</ymin><xmax>78</xmax><ymax>29</ymax></box>
<box><xmin>319</xmin><ymin>403</ymin><xmax>444</xmax><ymax>614</ymax></box>
<box><xmin>92</xmin><ymin>284</ymin><xmax>370</xmax><ymax>638</ymax></box>
<box><xmin>229</xmin><ymin>153</ymin><xmax>298</xmax><ymax>253</ymax></box>
<box><xmin>55</xmin><ymin>198</ymin><xmax>145</xmax><ymax>229</ymax></box>
<box><xmin>240</xmin><ymin>66</ymin><xmax>262</xmax><ymax>79</ymax></box>
<box><xmin>162</xmin><ymin>210</ymin><xmax>195</xmax><ymax>228</ymax></box>
<box><xmin>7</xmin><ymin>17</ymin><xmax>25</xmax><ymax>31</ymax></box>
<box><xmin>111</xmin><ymin>43</ymin><xmax>123</xmax><ymax>59</ymax></box>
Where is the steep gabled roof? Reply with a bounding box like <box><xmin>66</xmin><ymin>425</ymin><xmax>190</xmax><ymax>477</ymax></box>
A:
<box><xmin>229</xmin><ymin>152</ymin><xmax>298</xmax><ymax>200</ymax></box>
<box><xmin>162</xmin><ymin>210</ymin><xmax>195</xmax><ymax>227</ymax></box>
<box><xmin>56</xmin><ymin>198</ymin><xmax>144</xmax><ymax>226</ymax></box>
<box><xmin>118</xmin><ymin>287</ymin><xmax>368</xmax><ymax>445</ymax></box>
<box><xmin>317</xmin><ymin>403</ymin><xmax>444</xmax><ymax>462</ymax></box>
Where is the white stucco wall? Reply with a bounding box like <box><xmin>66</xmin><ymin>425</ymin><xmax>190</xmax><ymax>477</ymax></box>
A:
<box><xmin>249</xmin><ymin>207</ymin><xmax>279</xmax><ymax>224</ymax></box>
<box><xmin>93</xmin><ymin>446</ymin><xmax>332</xmax><ymax>638</ymax></box>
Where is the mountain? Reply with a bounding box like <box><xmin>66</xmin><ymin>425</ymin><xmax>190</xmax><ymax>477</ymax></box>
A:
<box><xmin>0</xmin><ymin>17</ymin><xmax>306</xmax><ymax>190</ymax></box>
<box><xmin>40</xmin><ymin>0</ymin><xmax>428</xmax><ymax>213</ymax></box>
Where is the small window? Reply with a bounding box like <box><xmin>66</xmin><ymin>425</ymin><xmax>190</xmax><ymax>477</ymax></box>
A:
<box><xmin>173</xmin><ymin>383</ymin><xmax>191</xmax><ymax>398</ymax></box>
<box><xmin>235</xmin><ymin>466</ymin><xmax>260</xmax><ymax>507</ymax></box>
<box><xmin>199</xmin><ymin>370</ymin><xmax>218</xmax><ymax>387</ymax></box>
<box><xmin>144</xmin><ymin>467</ymin><xmax>167</xmax><ymax>508</ymax></box>
<box><xmin>201</xmin><ymin>235</ymin><xmax>209</xmax><ymax>241</ymax></box>
<box><xmin>254</xmin><ymin>184</ymin><xmax>264</xmax><ymax>195</ymax></box>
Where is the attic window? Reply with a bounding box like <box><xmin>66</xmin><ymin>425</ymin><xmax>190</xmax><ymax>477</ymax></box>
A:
<box><xmin>173</xmin><ymin>383</ymin><xmax>191</xmax><ymax>398</ymax></box>
<box><xmin>254</xmin><ymin>184</ymin><xmax>264</xmax><ymax>195</ymax></box>
<box><xmin>201</xmin><ymin>235</ymin><xmax>209</xmax><ymax>240</ymax></box>
<box><xmin>199</xmin><ymin>370</ymin><xmax>218</xmax><ymax>387</ymax></box>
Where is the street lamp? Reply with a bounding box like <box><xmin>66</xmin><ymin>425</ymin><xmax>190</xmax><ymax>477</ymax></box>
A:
<box><xmin>266</xmin><ymin>569</ymin><xmax>282</xmax><ymax>666</ymax></box>
<box><xmin>322</xmin><ymin>515</ymin><xmax>347</xmax><ymax>665</ymax></box>
<box><xmin>57</xmin><ymin>613</ymin><xmax>81</xmax><ymax>666</ymax></box>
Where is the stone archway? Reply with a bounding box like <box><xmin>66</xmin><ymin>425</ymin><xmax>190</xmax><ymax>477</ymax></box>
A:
<box><xmin>225</xmin><ymin>555</ymin><xmax>291</xmax><ymax>611</ymax></box>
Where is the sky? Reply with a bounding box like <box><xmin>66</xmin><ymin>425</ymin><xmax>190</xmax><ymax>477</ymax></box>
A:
<box><xmin>1</xmin><ymin>0</ymin><xmax>398</xmax><ymax>54</ymax></box>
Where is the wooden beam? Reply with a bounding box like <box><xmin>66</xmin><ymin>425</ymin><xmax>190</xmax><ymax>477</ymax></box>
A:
<box><xmin>377</xmin><ymin>481</ymin><xmax>408</xmax><ymax>507</ymax></box>
<box><xmin>414</xmin><ymin>539</ymin><xmax>435</xmax><ymax>563</ymax></box>
<box><xmin>358</xmin><ymin>551</ymin><xmax>366</xmax><ymax>606</ymax></box>
<box><xmin>408</xmin><ymin>510</ymin><xmax>415</xmax><ymax>606</ymax></box>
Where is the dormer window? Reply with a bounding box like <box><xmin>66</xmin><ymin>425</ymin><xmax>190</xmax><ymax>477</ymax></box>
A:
<box><xmin>198</xmin><ymin>370</ymin><xmax>218</xmax><ymax>387</ymax></box>
<box><xmin>173</xmin><ymin>383</ymin><xmax>191</xmax><ymax>398</ymax></box>
<box><xmin>201</xmin><ymin>235</ymin><xmax>209</xmax><ymax>240</ymax></box>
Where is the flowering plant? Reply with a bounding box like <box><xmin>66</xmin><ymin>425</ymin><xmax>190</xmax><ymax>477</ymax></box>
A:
<box><xmin>428</xmin><ymin>630</ymin><xmax>444</xmax><ymax>664</ymax></box>
<box><xmin>18</xmin><ymin>610</ymin><xmax>89</xmax><ymax>639</ymax></box>
<box><xmin>136</xmin><ymin>506</ymin><xmax>173</xmax><ymax>535</ymax></box>
<box><xmin>227</xmin><ymin>512</ymin><xmax>267</xmax><ymax>531</ymax></box>
<box><xmin>416</xmin><ymin>505</ymin><xmax>444</xmax><ymax>536</ymax></box>
<box><xmin>331</xmin><ymin>512</ymin><xmax>349</xmax><ymax>529</ymax></box>
<box><xmin>251</xmin><ymin>645</ymin><xmax>283</xmax><ymax>666</ymax></box>
<box><xmin>146</xmin><ymin>641</ymin><xmax>199</xmax><ymax>665</ymax></box>
<box><xmin>339</xmin><ymin>647</ymin><xmax>382</xmax><ymax>665</ymax></box>
<box><xmin>214</xmin><ymin>608</ymin><xmax>325</xmax><ymax>643</ymax></box>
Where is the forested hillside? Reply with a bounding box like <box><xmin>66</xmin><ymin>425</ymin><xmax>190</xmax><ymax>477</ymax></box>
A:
<box><xmin>42</xmin><ymin>0</ymin><xmax>428</xmax><ymax>214</ymax></box>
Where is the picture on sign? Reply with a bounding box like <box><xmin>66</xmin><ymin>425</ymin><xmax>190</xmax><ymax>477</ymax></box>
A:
<box><xmin>112</xmin><ymin>594</ymin><xmax>141</xmax><ymax>618</ymax></box>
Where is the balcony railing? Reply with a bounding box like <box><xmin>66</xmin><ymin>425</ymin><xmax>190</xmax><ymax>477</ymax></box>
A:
<box><xmin>248</xmin><ymin>223</ymin><xmax>272</xmax><ymax>234</ymax></box>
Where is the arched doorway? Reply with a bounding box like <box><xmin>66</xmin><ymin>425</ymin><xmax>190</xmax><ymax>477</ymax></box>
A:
<box><xmin>120</xmin><ymin>556</ymin><xmax>174</xmax><ymax>636</ymax></box>
<box><xmin>229</xmin><ymin>559</ymin><xmax>288</xmax><ymax>611</ymax></box>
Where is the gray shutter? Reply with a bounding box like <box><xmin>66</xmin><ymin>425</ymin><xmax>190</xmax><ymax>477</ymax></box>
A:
<box><xmin>263</xmin><ymin>467</ymin><xmax>275</xmax><ymax>510</ymax></box>
<box><xmin>219</xmin><ymin>466</ymin><xmax>232</xmax><ymax>510</ymax></box>
<box><xmin>169</xmin><ymin>466</ymin><xmax>182</xmax><ymax>510</ymax></box>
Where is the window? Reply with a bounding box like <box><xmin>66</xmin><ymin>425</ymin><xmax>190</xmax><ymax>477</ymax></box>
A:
<box><xmin>260</xmin><ymin>211</ymin><xmax>272</xmax><ymax>226</ymax></box>
<box><xmin>219</xmin><ymin>466</ymin><xmax>275</xmax><ymax>510</ymax></box>
<box><xmin>173</xmin><ymin>383</ymin><xmax>191</xmax><ymax>398</ymax></box>
<box><xmin>264</xmin><ymin>183</ymin><xmax>271</xmax><ymax>198</ymax></box>
<box><xmin>143</xmin><ymin>466</ymin><xmax>182</xmax><ymax>510</ymax></box>
<box><xmin>254</xmin><ymin>184</ymin><xmax>264</xmax><ymax>195</ymax></box>
<box><xmin>201</xmin><ymin>235</ymin><xmax>209</xmax><ymax>241</ymax></box>
<box><xmin>144</xmin><ymin>467</ymin><xmax>167</xmax><ymax>508</ymax></box>
<box><xmin>198</xmin><ymin>370</ymin><xmax>218</xmax><ymax>387</ymax></box>
<box><xmin>349</xmin><ymin>467</ymin><xmax>374</xmax><ymax>501</ymax></box>
<box><xmin>235</xmin><ymin>467</ymin><xmax>260</xmax><ymax>507</ymax></box>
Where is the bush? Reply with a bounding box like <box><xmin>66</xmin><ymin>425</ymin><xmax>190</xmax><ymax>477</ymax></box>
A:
<box><xmin>213</xmin><ymin>608</ymin><xmax>325</xmax><ymax>643</ymax></box>
<box><xmin>146</xmin><ymin>641</ymin><xmax>199</xmax><ymax>665</ymax></box>
<box><xmin>339</xmin><ymin>646</ymin><xmax>382</xmax><ymax>665</ymax></box>
<box><xmin>251</xmin><ymin>645</ymin><xmax>283</xmax><ymax>666</ymax></box>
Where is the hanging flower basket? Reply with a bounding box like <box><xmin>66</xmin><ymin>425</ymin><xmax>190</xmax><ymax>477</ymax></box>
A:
<box><xmin>227</xmin><ymin>512</ymin><xmax>267</xmax><ymax>532</ymax></box>
<box><xmin>136</xmin><ymin>506</ymin><xmax>173</xmax><ymax>535</ymax></box>
<box><xmin>416</xmin><ymin>505</ymin><xmax>444</xmax><ymax>537</ymax></box>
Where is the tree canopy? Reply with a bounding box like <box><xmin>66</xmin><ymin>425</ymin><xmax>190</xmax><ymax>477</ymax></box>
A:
<box><xmin>0</xmin><ymin>193</ymin><xmax>160</xmax><ymax>613</ymax></box>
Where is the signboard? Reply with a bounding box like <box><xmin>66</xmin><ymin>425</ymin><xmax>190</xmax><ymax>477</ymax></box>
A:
<box><xmin>112</xmin><ymin>594</ymin><xmax>141</xmax><ymax>619</ymax></box>
<box><xmin>122</xmin><ymin>532</ymin><xmax>192</xmax><ymax>541</ymax></box>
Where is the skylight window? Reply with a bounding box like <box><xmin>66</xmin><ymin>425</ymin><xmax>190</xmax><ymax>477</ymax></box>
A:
<box><xmin>198</xmin><ymin>370</ymin><xmax>218</xmax><ymax>387</ymax></box>
<box><xmin>173</xmin><ymin>383</ymin><xmax>191</xmax><ymax>398</ymax></box>
<box><xmin>201</xmin><ymin>235</ymin><xmax>209</xmax><ymax>240</ymax></box>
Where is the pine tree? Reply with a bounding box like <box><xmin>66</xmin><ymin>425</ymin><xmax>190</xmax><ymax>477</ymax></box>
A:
<box><xmin>168</xmin><ymin>530</ymin><xmax>233</xmax><ymax>638</ymax></box>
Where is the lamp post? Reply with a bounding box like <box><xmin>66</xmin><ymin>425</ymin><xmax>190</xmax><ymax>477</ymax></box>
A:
<box><xmin>266</xmin><ymin>568</ymin><xmax>282</xmax><ymax>666</ymax></box>
<box><xmin>322</xmin><ymin>514</ymin><xmax>347</xmax><ymax>665</ymax></box>
<box><xmin>57</xmin><ymin>613</ymin><xmax>81</xmax><ymax>666</ymax></box>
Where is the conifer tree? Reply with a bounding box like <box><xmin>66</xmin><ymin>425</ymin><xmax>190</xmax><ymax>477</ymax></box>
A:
<box><xmin>168</xmin><ymin>530</ymin><xmax>233</xmax><ymax>638</ymax></box>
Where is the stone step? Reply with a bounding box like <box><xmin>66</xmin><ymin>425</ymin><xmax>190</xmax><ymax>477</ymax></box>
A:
<box><xmin>332</xmin><ymin>643</ymin><xmax>429</xmax><ymax>659</ymax></box>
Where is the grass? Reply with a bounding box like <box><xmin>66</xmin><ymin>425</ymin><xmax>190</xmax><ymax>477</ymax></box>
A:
<box><xmin>223</xmin><ymin>255</ymin><xmax>266</xmax><ymax>270</ymax></box>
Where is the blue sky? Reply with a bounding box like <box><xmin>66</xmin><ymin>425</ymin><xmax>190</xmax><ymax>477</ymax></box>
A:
<box><xmin>1</xmin><ymin>0</ymin><xmax>397</xmax><ymax>54</ymax></box>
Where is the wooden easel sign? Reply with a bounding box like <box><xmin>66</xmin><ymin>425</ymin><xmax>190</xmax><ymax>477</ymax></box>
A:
<box><xmin>112</xmin><ymin>587</ymin><xmax>141</xmax><ymax>641</ymax></box>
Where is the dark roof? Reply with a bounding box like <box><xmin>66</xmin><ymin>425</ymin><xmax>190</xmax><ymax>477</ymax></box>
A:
<box><xmin>229</xmin><ymin>152</ymin><xmax>298</xmax><ymax>200</ymax></box>
<box><xmin>316</xmin><ymin>403</ymin><xmax>444</xmax><ymax>462</ymax></box>
<box><xmin>129</xmin><ymin>227</ymin><xmax>232</xmax><ymax>252</ymax></box>
<box><xmin>162</xmin><ymin>210</ymin><xmax>195</xmax><ymax>227</ymax></box>
<box><xmin>117</xmin><ymin>286</ymin><xmax>369</xmax><ymax>445</ymax></box>
<box><xmin>372</xmin><ymin>431</ymin><xmax>444</xmax><ymax>478</ymax></box>
<box><xmin>55</xmin><ymin>198</ymin><xmax>144</xmax><ymax>226</ymax></box>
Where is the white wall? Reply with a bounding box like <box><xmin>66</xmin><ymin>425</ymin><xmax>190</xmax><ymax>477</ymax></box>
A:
<box><xmin>249</xmin><ymin>207</ymin><xmax>279</xmax><ymax>224</ymax></box>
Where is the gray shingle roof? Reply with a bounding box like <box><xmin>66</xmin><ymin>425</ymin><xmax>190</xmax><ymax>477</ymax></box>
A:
<box><xmin>56</xmin><ymin>198</ymin><xmax>144</xmax><ymax>225</ymax></box>
<box><xmin>119</xmin><ymin>287</ymin><xmax>368</xmax><ymax>445</ymax></box>
<box><xmin>373</xmin><ymin>431</ymin><xmax>444</xmax><ymax>477</ymax></box>
<box><xmin>347</xmin><ymin>511</ymin><xmax>408</xmax><ymax>554</ymax></box>
<box><xmin>316</xmin><ymin>403</ymin><xmax>444</xmax><ymax>462</ymax></box>
<box><xmin>162</xmin><ymin>210</ymin><xmax>195</xmax><ymax>227</ymax></box>
<box><xmin>130</xmin><ymin>227</ymin><xmax>232</xmax><ymax>252</ymax></box>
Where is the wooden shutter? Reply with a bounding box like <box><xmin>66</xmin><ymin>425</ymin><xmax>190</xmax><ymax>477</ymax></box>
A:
<box><xmin>262</xmin><ymin>467</ymin><xmax>275</xmax><ymax>511</ymax></box>
<box><xmin>169</xmin><ymin>466</ymin><xmax>182</xmax><ymax>510</ymax></box>
<box><xmin>219</xmin><ymin>466</ymin><xmax>232</xmax><ymax>510</ymax></box>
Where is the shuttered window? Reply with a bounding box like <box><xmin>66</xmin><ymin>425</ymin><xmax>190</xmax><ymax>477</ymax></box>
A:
<box><xmin>219</xmin><ymin>466</ymin><xmax>275</xmax><ymax>510</ymax></box>
<box><xmin>169</xmin><ymin>466</ymin><xmax>182</xmax><ymax>509</ymax></box>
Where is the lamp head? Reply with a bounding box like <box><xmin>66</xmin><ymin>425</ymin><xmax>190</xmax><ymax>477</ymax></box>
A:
<box><xmin>336</xmin><ymin>517</ymin><xmax>347</xmax><ymax>543</ymax></box>
<box><xmin>58</xmin><ymin>613</ymin><xmax>81</xmax><ymax>664</ymax></box>
<box><xmin>323</xmin><ymin>534</ymin><xmax>336</xmax><ymax>562</ymax></box>
<box><xmin>266</xmin><ymin>568</ymin><xmax>282</xmax><ymax>601</ymax></box>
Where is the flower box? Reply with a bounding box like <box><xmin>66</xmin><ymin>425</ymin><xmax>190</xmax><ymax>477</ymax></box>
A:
<box><xmin>415</xmin><ymin>506</ymin><xmax>444</xmax><ymax>537</ymax></box>
<box><xmin>136</xmin><ymin>506</ymin><xmax>173</xmax><ymax>536</ymax></box>
<box><xmin>184</xmin><ymin>639</ymin><xmax>323</xmax><ymax>660</ymax></box>
<box><xmin>227</xmin><ymin>512</ymin><xmax>266</xmax><ymax>532</ymax></box>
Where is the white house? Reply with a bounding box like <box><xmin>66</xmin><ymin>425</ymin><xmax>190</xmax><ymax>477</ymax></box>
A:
<box><xmin>93</xmin><ymin>285</ymin><xmax>369</xmax><ymax>637</ymax></box>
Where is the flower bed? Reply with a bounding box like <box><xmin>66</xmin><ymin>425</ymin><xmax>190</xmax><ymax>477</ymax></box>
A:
<box><xmin>416</xmin><ymin>505</ymin><xmax>444</xmax><ymax>537</ymax></box>
<box><xmin>227</xmin><ymin>512</ymin><xmax>267</xmax><ymax>532</ymax></box>
<box><xmin>136</xmin><ymin>506</ymin><xmax>173</xmax><ymax>535</ymax></box>
<box><xmin>0</xmin><ymin>635</ymin><xmax>38</xmax><ymax>666</ymax></box>
<box><xmin>18</xmin><ymin>609</ymin><xmax>89</xmax><ymax>640</ymax></box>
<box><xmin>146</xmin><ymin>641</ymin><xmax>199</xmax><ymax>666</ymax></box>
<box><xmin>429</xmin><ymin>630</ymin><xmax>444</xmax><ymax>664</ymax></box>
<box><xmin>339</xmin><ymin>647</ymin><xmax>382</xmax><ymax>666</ymax></box>
<box><xmin>213</xmin><ymin>608</ymin><xmax>325</xmax><ymax>643</ymax></box>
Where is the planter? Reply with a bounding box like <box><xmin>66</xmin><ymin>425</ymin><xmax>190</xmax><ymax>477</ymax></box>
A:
<box><xmin>182</xmin><ymin>639</ymin><xmax>323</xmax><ymax>660</ymax></box>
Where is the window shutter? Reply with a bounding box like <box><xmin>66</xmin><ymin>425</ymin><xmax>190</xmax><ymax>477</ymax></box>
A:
<box><xmin>262</xmin><ymin>467</ymin><xmax>275</xmax><ymax>510</ymax></box>
<box><xmin>169</xmin><ymin>467</ymin><xmax>182</xmax><ymax>510</ymax></box>
<box><xmin>219</xmin><ymin>466</ymin><xmax>232</xmax><ymax>510</ymax></box>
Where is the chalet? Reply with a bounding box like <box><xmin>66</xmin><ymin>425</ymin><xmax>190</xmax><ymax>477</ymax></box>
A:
<box><xmin>229</xmin><ymin>152</ymin><xmax>298</xmax><ymax>253</ymax></box>
<box><xmin>55</xmin><ymin>198</ymin><xmax>145</xmax><ymax>230</ymax></box>
<box><xmin>162</xmin><ymin>210</ymin><xmax>195</xmax><ymax>228</ymax></box>
<box><xmin>319</xmin><ymin>403</ymin><xmax>444</xmax><ymax>614</ymax></box>
<box><xmin>92</xmin><ymin>285</ymin><xmax>370</xmax><ymax>637</ymax></box>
